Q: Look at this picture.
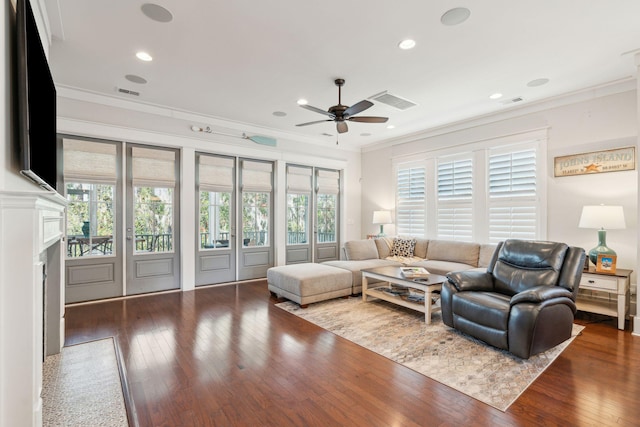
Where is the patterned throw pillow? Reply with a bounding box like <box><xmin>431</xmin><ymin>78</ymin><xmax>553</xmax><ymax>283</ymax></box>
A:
<box><xmin>389</xmin><ymin>237</ymin><xmax>416</xmax><ymax>257</ymax></box>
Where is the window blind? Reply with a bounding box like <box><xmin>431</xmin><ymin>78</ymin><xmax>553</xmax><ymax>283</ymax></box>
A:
<box><xmin>199</xmin><ymin>155</ymin><xmax>234</xmax><ymax>192</ymax></box>
<box><xmin>489</xmin><ymin>149</ymin><xmax>537</xmax><ymax>198</ymax></box>
<box><xmin>396</xmin><ymin>166</ymin><xmax>425</xmax><ymax>236</ymax></box>
<box><xmin>241</xmin><ymin>160</ymin><xmax>273</xmax><ymax>192</ymax></box>
<box><xmin>316</xmin><ymin>169</ymin><xmax>340</xmax><ymax>194</ymax></box>
<box><xmin>132</xmin><ymin>146</ymin><xmax>176</xmax><ymax>188</ymax></box>
<box><xmin>287</xmin><ymin>165</ymin><xmax>312</xmax><ymax>194</ymax></box>
<box><xmin>63</xmin><ymin>138</ymin><xmax>117</xmax><ymax>184</ymax></box>
<box><xmin>488</xmin><ymin>148</ymin><xmax>538</xmax><ymax>242</ymax></box>
<box><xmin>436</xmin><ymin>158</ymin><xmax>473</xmax><ymax>241</ymax></box>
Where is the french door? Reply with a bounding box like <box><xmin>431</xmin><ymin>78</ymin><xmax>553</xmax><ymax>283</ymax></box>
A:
<box><xmin>285</xmin><ymin>166</ymin><xmax>340</xmax><ymax>264</ymax></box>
<box><xmin>126</xmin><ymin>145</ymin><xmax>180</xmax><ymax>294</ymax></box>
<box><xmin>63</xmin><ymin>137</ymin><xmax>123</xmax><ymax>303</ymax></box>
<box><xmin>64</xmin><ymin>138</ymin><xmax>180</xmax><ymax>302</ymax></box>
<box><xmin>195</xmin><ymin>154</ymin><xmax>274</xmax><ymax>285</ymax></box>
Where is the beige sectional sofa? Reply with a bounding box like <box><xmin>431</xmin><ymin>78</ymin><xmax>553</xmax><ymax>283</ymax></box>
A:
<box><xmin>268</xmin><ymin>236</ymin><xmax>498</xmax><ymax>306</ymax></box>
<box><xmin>323</xmin><ymin>237</ymin><xmax>497</xmax><ymax>294</ymax></box>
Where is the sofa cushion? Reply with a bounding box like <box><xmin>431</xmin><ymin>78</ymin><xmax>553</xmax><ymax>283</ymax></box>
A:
<box><xmin>426</xmin><ymin>240</ymin><xmax>480</xmax><ymax>267</ymax></box>
<box><xmin>478</xmin><ymin>244</ymin><xmax>498</xmax><ymax>268</ymax></box>
<box><xmin>414</xmin><ymin>238</ymin><xmax>429</xmax><ymax>259</ymax></box>
<box><xmin>389</xmin><ymin>237</ymin><xmax>417</xmax><ymax>257</ymax></box>
<box><xmin>344</xmin><ymin>239</ymin><xmax>379</xmax><ymax>260</ymax></box>
<box><xmin>322</xmin><ymin>258</ymin><xmax>401</xmax><ymax>291</ymax></box>
<box><xmin>374</xmin><ymin>237</ymin><xmax>394</xmax><ymax>258</ymax></box>
<box><xmin>408</xmin><ymin>259</ymin><xmax>475</xmax><ymax>276</ymax></box>
<box><xmin>385</xmin><ymin>255</ymin><xmax>424</xmax><ymax>265</ymax></box>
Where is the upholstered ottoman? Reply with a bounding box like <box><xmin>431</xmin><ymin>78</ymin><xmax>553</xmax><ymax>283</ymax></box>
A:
<box><xmin>267</xmin><ymin>263</ymin><xmax>353</xmax><ymax>307</ymax></box>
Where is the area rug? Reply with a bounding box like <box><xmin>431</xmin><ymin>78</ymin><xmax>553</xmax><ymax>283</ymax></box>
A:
<box><xmin>42</xmin><ymin>337</ymin><xmax>129</xmax><ymax>426</ymax></box>
<box><xmin>276</xmin><ymin>297</ymin><xmax>583</xmax><ymax>411</ymax></box>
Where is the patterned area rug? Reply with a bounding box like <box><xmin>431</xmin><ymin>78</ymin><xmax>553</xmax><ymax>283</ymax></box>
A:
<box><xmin>276</xmin><ymin>297</ymin><xmax>584</xmax><ymax>411</ymax></box>
<box><xmin>42</xmin><ymin>338</ymin><xmax>129</xmax><ymax>426</ymax></box>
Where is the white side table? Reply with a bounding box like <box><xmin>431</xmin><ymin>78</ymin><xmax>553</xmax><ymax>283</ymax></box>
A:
<box><xmin>576</xmin><ymin>267</ymin><xmax>632</xmax><ymax>330</ymax></box>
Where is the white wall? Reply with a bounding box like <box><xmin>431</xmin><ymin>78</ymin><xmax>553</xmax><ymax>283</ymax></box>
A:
<box><xmin>362</xmin><ymin>86</ymin><xmax>638</xmax><ymax>284</ymax></box>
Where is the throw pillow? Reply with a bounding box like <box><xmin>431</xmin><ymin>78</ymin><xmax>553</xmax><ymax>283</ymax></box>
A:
<box><xmin>390</xmin><ymin>237</ymin><xmax>416</xmax><ymax>257</ymax></box>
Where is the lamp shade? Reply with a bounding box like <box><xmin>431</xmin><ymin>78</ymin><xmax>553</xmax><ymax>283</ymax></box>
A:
<box><xmin>578</xmin><ymin>205</ymin><xmax>625</xmax><ymax>230</ymax></box>
<box><xmin>372</xmin><ymin>210</ymin><xmax>392</xmax><ymax>225</ymax></box>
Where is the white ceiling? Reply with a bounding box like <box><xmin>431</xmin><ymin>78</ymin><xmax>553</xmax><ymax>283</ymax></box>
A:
<box><xmin>45</xmin><ymin>0</ymin><xmax>640</xmax><ymax>149</ymax></box>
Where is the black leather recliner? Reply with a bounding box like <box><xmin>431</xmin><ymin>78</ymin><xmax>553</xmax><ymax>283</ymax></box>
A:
<box><xmin>441</xmin><ymin>239</ymin><xmax>586</xmax><ymax>359</ymax></box>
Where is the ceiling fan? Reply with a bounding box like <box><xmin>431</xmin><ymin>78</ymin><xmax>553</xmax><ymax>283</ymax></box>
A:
<box><xmin>296</xmin><ymin>79</ymin><xmax>388</xmax><ymax>134</ymax></box>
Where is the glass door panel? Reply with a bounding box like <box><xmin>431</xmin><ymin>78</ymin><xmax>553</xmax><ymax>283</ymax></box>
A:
<box><xmin>133</xmin><ymin>186</ymin><xmax>174</xmax><ymax>253</ymax></box>
<box><xmin>66</xmin><ymin>183</ymin><xmax>115</xmax><ymax>257</ymax></box>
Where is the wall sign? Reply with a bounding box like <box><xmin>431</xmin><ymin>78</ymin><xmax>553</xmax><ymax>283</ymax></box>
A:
<box><xmin>553</xmin><ymin>146</ymin><xmax>635</xmax><ymax>177</ymax></box>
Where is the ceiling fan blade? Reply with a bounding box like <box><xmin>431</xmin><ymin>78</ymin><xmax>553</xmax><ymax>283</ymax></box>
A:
<box><xmin>296</xmin><ymin>119</ymin><xmax>332</xmax><ymax>127</ymax></box>
<box><xmin>344</xmin><ymin>100</ymin><xmax>373</xmax><ymax>117</ymax></box>
<box><xmin>348</xmin><ymin>116</ymin><xmax>389</xmax><ymax>123</ymax></box>
<box><xmin>300</xmin><ymin>104</ymin><xmax>335</xmax><ymax>118</ymax></box>
<box><xmin>337</xmin><ymin>121</ymin><xmax>348</xmax><ymax>134</ymax></box>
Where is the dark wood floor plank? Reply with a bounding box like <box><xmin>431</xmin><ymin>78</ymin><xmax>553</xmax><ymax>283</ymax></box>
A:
<box><xmin>64</xmin><ymin>281</ymin><xmax>640</xmax><ymax>427</ymax></box>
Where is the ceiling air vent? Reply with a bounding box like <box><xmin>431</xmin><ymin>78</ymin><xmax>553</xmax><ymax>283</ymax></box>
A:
<box><xmin>502</xmin><ymin>96</ymin><xmax>524</xmax><ymax>105</ymax></box>
<box><xmin>116</xmin><ymin>87</ymin><xmax>140</xmax><ymax>97</ymax></box>
<box><xmin>368</xmin><ymin>91</ymin><xmax>418</xmax><ymax>110</ymax></box>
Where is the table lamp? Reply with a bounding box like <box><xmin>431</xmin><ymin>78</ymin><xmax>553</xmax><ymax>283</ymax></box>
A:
<box><xmin>578</xmin><ymin>205</ymin><xmax>625</xmax><ymax>265</ymax></box>
<box><xmin>372</xmin><ymin>210</ymin><xmax>392</xmax><ymax>236</ymax></box>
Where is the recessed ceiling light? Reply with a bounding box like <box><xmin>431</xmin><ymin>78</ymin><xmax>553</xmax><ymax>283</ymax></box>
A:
<box><xmin>527</xmin><ymin>78</ymin><xmax>550</xmax><ymax>87</ymax></box>
<box><xmin>398</xmin><ymin>39</ymin><xmax>416</xmax><ymax>50</ymax></box>
<box><xmin>141</xmin><ymin>3</ymin><xmax>173</xmax><ymax>23</ymax></box>
<box><xmin>125</xmin><ymin>74</ymin><xmax>147</xmax><ymax>84</ymax></box>
<box><xmin>297</xmin><ymin>99</ymin><xmax>308</xmax><ymax>105</ymax></box>
<box><xmin>489</xmin><ymin>93</ymin><xmax>503</xmax><ymax>100</ymax></box>
<box><xmin>136</xmin><ymin>51</ymin><xmax>153</xmax><ymax>62</ymax></box>
<box><xmin>272</xmin><ymin>111</ymin><xmax>287</xmax><ymax>117</ymax></box>
<box><xmin>441</xmin><ymin>7</ymin><xmax>471</xmax><ymax>26</ymax></box>
<box><xmin>386</xmin><ymin>125</ymin><xmax>396</xmax><ymax>129</ymax></box>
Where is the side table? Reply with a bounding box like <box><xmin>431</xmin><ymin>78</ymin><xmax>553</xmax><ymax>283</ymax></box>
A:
<box><xmin>576</xmin><ymin>267</ymin><xmax>632</xmax><ymax>330</ymax></box>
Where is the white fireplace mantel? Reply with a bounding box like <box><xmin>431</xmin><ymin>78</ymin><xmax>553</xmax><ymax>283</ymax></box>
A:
<box><xmin>0</xmin><ymin>189</ymin><xmax>66</xmax><ymax>427</ymax></box>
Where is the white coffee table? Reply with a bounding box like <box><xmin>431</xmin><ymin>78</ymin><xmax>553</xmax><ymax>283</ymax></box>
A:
<box><xmin>362</xmin><ymin>266</ymin><xmax>447</xmax><ymax>324</ymax></box>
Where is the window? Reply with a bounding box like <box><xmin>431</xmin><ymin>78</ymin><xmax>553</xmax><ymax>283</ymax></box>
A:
<box><xmin>316</xmin><ymin>169</ymin><xmax>339</xmax><ymax>243</ymax></box>
<box><xmin>437</xmin><ymin>157</ymin><xmax>473</xmax><ymax>241</ymax></box>
<box><xmin>396</xmin><ymin>165</ymin><xmax>426</xmax><ymax>236</ymax></box>
<box><xmin>131</xmin><ymin>147</ymin><xmax>176</xmax><ymax>253</ymax></box>
<box><xmin>241</xmin><ymin>160</ymin><xmax>272</xmax><ymax>247</ymax></box>
<box><xmin>63</xmin><ymin>139</ymin><xmax>117</xmax><ymax>258</ymax></box>
<box><xmin>198</xmin><ymin>155</ymin><xmax>233</xmax><ymax>249</ymax></box>
<box><xmin>286</xmin><ymin>166</ymin><xmax>312</xmax><ymax>245</ymax></box>
<box><xmin>392</xmin><ymin>131</ymin><xmax>544</xmax><ymax>243</ymax></box>
<box><xmin>488</xmin><ymin>148</ymin><xmax>538</xmax><ymax>243</ymax></box>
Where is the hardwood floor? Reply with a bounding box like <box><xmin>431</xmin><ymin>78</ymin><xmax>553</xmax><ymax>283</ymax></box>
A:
<box><xmin>65</xmin><ymin>280</ymin><xmax>640</xmax><ymax>427</ymax></box>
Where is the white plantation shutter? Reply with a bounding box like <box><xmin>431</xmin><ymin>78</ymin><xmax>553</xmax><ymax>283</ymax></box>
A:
<box><xmin>132</xmin><ymin>146</ymin><xmax>176</xmax><ymax>188</ymax></box>
<box><xmin>316</xmin><ymin>169</ymin><xmax>340</xmax><ymax>194</ymax></box>
<box><xmin>488</xmin><ymin>148</ymin><xmax>538</xmax><ymax>243</ymax></box>
<box><xmin>436</xmin><ymin>157</ymin><xmax>473</xmax><ymax>241</ymax></box>
<box><xmin>199</xmin><ymin>155</ymin><xmax>234</xmax><ymax>192</ymax></box>
<box><xmin>396</xmin><ymin>166</ymin><xmax>425</xmax><ymax>236</ymax></box>
<box><xmin>63</xmin><ymin>139</ymin><xmax>117</xmax><ymax>183</ymax></box>
<box><xmin>287</xmin><ymin>165</ymin><xmax>312</xmax><ymax>194</ymax></box>
<box><xmin>241</xmin><ymin>160</ymin><xmax>273</xmax><ymax>192</ymax></box>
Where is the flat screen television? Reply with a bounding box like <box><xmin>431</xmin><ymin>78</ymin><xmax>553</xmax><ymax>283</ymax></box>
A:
<box><xmin>15</xmin><ymin>0</ymin><xmax>58</xmax><ymax>192</ymax></box>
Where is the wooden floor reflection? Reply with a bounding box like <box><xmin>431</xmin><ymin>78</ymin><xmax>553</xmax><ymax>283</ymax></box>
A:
<box><xmin>65</xmin><ymin>280</ymin><xmax>640</xmax><ymax>426</ymax></box>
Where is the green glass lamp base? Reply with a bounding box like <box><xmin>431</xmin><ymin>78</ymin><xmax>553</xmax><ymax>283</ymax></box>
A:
<box><xmin>588</xmin><ymin>229</ymin><xmax>616</xmax><ymax>265</ymax></box>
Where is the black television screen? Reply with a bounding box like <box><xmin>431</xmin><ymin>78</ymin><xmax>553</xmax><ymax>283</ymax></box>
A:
<box><xmin>16</xmin><ymin>0</ymin><xmax>58</xmax><ymax>192</ymax></box>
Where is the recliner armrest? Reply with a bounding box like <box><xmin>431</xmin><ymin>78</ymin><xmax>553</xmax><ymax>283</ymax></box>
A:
<box><xmin>446</xmin><ymin>270</ymin><xmax>494</xmax><ymax>292</ymax></box>
<box><xmin>510</xmin><ymin>286</ymin><xmax>574</xmax><ymax>306</ymax></box>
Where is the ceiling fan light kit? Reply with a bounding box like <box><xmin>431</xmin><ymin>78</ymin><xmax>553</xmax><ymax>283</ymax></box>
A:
<box><xmin>296</xmin><ymin>79</ymin><xmax>389</xmax><ymax>134</ymax></box>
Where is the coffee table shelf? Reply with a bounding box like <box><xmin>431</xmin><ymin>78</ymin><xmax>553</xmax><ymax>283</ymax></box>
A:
<box><xmin>362</xmin><ymin>266</ymin><xmax>447</xmax><ymax>324</ymax></box>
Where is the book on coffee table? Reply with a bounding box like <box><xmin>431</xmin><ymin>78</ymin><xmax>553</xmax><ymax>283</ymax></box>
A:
<box><xmin>400</xmin><ymin>267</ymin><xmax>430</xmax><ymax>278</ymax></box>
